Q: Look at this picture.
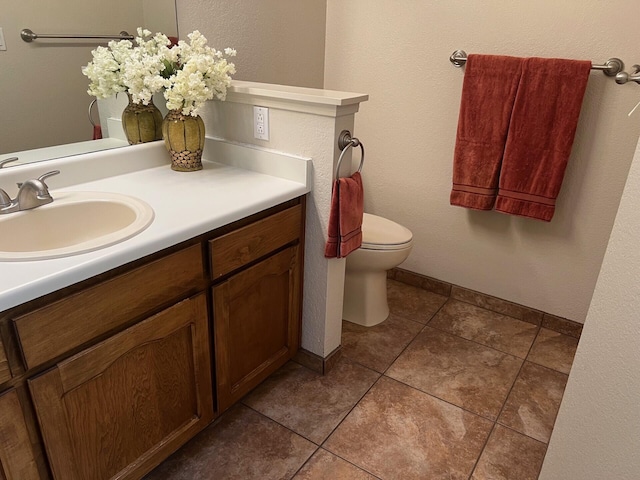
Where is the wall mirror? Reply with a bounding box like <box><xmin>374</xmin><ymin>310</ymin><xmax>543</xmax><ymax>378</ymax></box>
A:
<box><xmin>0</xmin><ymin>0</ymin><xmax>178</xmax><ymax>167</ymax></box>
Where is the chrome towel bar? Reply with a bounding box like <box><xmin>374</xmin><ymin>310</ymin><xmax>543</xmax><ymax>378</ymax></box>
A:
<box><xmin>20</xmin><ymin>28</ymin><xmax>133</xmax><ymax>43</ymax></box>
<box><xmin>335</xmin><ymin>130</ymin><xmax>365</xmax><ymax>181</ymax></box>
<box><xmin>449</xmin><ymin>50</ymin><xmax>625</xmax><ymax>77</ymax></box>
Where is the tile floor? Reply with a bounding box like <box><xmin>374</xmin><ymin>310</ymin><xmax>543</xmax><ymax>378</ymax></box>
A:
<box><xmin>146</xmin><ymin>279</ymin><xmax>579</xmax><ymax>480</ymax></box>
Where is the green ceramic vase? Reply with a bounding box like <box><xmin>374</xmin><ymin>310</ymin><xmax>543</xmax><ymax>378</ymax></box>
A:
<box><xmin>121</xmin><ymin>94</ymin><xmax>163</xmax><ymax>145</ymax></box>
<box><xmin>162</xmin><ymin>110</ymin><xmax>205</xmax><ymax>172</ymax></box>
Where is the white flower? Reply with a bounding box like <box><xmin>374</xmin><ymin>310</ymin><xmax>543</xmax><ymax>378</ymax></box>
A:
<box><xmin>83</xmin><ymin>28</ymin><xmax>236</xmax><ymax>115</ymax></box>
<box><xmin>163</xmin><ymin>30</ymin><xmax>236</xmax><ymax>115</ymax></box>
<box><xmin>122</xmin><ymin>29</ymin><xmax>172</xmax><ymax>104</ymax></box>
<box><xmin>82</xmin><ymin>39</ymin><xmax>133</xmax><ymax>98</ymax></box>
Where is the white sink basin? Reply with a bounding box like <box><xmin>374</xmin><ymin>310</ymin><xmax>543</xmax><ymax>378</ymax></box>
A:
<box><xmin>0</xmin><ymin>191</ymin><xmax>154</xmax><ymax>261</ymax></box>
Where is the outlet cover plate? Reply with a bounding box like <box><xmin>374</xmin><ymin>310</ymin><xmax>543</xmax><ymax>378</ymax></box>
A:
<box><xmin>253</xmin><ymin>106</ymin><xmax>269</xmax><ymax>141</ymax></box>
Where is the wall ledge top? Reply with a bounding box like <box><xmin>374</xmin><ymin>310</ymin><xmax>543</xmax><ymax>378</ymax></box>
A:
<box><xmin>226</xmin><ymin>80</ymin><xmax>369</xmax><ymax>117</ymax></box>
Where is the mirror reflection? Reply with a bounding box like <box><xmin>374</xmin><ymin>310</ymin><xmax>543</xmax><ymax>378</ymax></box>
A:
<box><xmin>0</xmin><ymin>0</ymin><xmax>178</xmax><ymax>166</ymax></box>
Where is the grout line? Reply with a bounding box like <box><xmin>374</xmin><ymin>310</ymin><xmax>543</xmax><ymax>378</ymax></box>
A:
<box><xmin>288</xmin><ymin>445</ymin><xmax>320</xmax><ymax>479</ymax></box>
<box><xmin>318</xmin><ymin>374</ymin><xmax>384</xmax><ymax>448</ymax></box>
<box><xmin>380</xmin><ymin>375</ymin><xmax>501</xmax><ymax>424</ymax></box>
<box><xmin>318</xmin><ymin>376</ymin><xmax>385</xmax><ymax>480</ymax></box>
<box><xmin>381</xmin><ymin>301</ymin><xmax>447</xmax><ymax>375</ymax></box>
<box><xmin>499</xmin><ymin>423</ymin><xmax>549</xmax><ymax>446</ymax></box>
<box><xmin>240</xmin><ymin>362</ymin><xmax>384</xmax><ymax>478</ymax></box>
<box><xmin>316</xmin><ymin>447</ymin><xmax>383</xmax><ymax>479</ymax></box>
<box><xmin>491</xmin><ymin>340</ymin><xmax>534</xmax><ymax>428</ymax></box>
<box><xmin>425</xmin><ymin>316</ymin><xmax>537</xmax><ymax>360</ymax></box>
<box><xmin>467</xmin><ymin>421</ymin><xmax>498</xmax><ymax>479</ymax></box>
<box><xmin>241</xmin><ymin>402</ymin><xmax>322</xmax><ymax>446</ymax></box>
<box><xmin>420</xmin><ymin>324</ymin><xmax>529</xmax><ymax>366</ymax></box>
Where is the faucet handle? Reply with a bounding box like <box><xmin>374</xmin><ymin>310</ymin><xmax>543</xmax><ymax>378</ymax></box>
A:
<box><xmin>0</xmin><ymin>157</ymin><xmax>19</xmax><ymax>169</ymax></box>
<box><xmin>38</xmin><ymin>170</ymin><xmax>60</xmax><ymax>185</ymax></box>
<box><xmin>37</xmin><ymin>170</ymin><xmax>61</xmax><ymax>194</ymax></box>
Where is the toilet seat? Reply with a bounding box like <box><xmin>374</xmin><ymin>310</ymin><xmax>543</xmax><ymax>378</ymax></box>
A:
<box><xmin>361</xmin><ymin>213</ymin><xmax>413</xmax><ymax>251</ymax></box>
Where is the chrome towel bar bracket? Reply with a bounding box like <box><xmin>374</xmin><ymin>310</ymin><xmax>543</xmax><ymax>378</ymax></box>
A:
<box><xmin>449</xmin><ymin>50</ymin><xmax>626</xmax><ymax>77</ymax></box>
<box><xmin>335</xmin><ymin>130</ymin><xmax>365</xmax><ymax>181</ymax></box>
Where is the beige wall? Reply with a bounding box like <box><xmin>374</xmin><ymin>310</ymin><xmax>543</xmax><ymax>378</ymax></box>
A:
<box><xmin>324</xmin><ymin>0</ymin><xmax>640</xmax><ymax>322</ymax></box>
<box><xmin>176</xmin><ymin>0</ymin><xmax>326</xmax><ymax>88</ymax></box>
<box><xmin>540</xmin><ymin>135</ymin><xmax>640</xmax><ymax>479</ymax></box>
<box><xmin>0</xmin><ymin>0</ymin><xmax>176</xmax><ymax>156</ymax></box>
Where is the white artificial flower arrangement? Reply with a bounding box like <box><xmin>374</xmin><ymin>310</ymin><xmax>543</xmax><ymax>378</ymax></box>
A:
<box><xmin>122</xmin><ymin>29</ymin><xmax>172</xmax><ymax>105</ymax></box>
<box><xmin>163</xmin><ymin>31</ymin><xmax>236</xmax><ymax>116</ymax></box>
<box><xmin>82</xmin><ymin>37</ymin><xmax>134</xmax><ymax>99</ymax></box>
<box><xmin>82</xmin><ymin>28</ymin><xmax>236</xmax><ymax>116</ymax></box>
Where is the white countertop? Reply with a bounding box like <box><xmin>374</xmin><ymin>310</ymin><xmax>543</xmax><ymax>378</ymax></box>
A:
<box><xmin>0</xmin><ymin>140</ymin><xmax>311</xmax><ymax>311</ymax></box>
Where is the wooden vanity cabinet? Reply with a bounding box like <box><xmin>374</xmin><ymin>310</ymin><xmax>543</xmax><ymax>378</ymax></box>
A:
<box><xmin>0</xmin><ymin>339</ymin><xmax>11</xmax><ymax>385</ymax></box>
<box><xmin>0</xmin><ymin>196</ymin><xmax>305</xmax><ymax>480</ymax></box>
<box><xmin>28</xmin><ymin>294</ymin><xmax>213</xmax><ymax>480</ymax></box>
<box><xmin>0</xmin><ymin>389</ymin><xmax>41</xmax><ymax>480</ymax></box>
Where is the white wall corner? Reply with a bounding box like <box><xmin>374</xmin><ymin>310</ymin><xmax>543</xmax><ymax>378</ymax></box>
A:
<box><xmin>539</xmin><ymin>136</ymin><xmax>640</xmax><ymax>480</ymax></box>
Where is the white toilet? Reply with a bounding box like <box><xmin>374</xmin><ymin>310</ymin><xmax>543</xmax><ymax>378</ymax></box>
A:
<box><xmin>343</xmin><ymin>213</ymin><xmax>413</xmax><ymax>327</ymax></box>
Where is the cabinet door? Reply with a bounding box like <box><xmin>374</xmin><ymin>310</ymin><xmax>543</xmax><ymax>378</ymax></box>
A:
<box><xmin>0</xmin><ymin>389</ymin><xmax>40</xmax><ymax>480</ymax></box>
<box><xmin>214</xmin><ymin>245</ymin><xmax>301</xmax><ymax>412</ymax></box>
<box><xmin>0</xmin><ymin>339</ymin><xmax>11</xmax><ymax>386</ymax></box>
<box><xmin>29</xmin><ymin>294</ymin><xmax>213</xmax><ymax>480</ymax></box>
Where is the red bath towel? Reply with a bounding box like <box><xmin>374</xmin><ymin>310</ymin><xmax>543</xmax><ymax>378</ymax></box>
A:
<box><xmin>93</xmin><ymin>124</ymin><xmax>102</xmax><ymax>140</ymax></box>
<box><xmin>495</xmin><ymin>57</ymin><xmax>591</xmax><ymax>221</ymax></box>
<box><xmin>324</xmin><ymin>172</ymin><xmax>364</xmax><ymax>258</ymax></box>
<box><xmin>450</xmin><ymin>54</ymin><xmax>524</xmax><ymax>210</ymax></box>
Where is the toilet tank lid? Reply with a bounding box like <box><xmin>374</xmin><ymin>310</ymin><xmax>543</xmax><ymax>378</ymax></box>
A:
<box><xmin>362</xmin><ymin>213</ymin><xmax>413</xmax><ymax>246</ymax></box>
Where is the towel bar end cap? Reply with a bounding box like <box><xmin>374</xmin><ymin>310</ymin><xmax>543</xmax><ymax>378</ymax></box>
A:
<box><xmin>20</xmin><ymin>29</ymin><xmax>36</xmax><ymax>42</ymax></box>
<box><xmin>450</xmin><ymin>50</ymin><xmax>467</xmax><ymax>68</ymax></box>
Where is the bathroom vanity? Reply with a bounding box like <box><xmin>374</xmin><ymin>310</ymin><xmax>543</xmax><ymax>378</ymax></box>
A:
<box><xmin>0</xmin><ymin>141</ymin><xmax>310</xmax><ymax>479</ymax></box>
<box><xmin>0</xmin><ymin>80</ymin><xmax>369</xmax><ymax>480</ymax></box>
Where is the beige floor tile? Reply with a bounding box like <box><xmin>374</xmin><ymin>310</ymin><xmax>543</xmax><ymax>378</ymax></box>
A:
<box><xmin>498</xmin><ymin>361</ymin><xmax>568</xmax><ymax>443</ymax></box>
<box><xmin>341</xmin><ymin>315</ymin><xmax>423</xmax><ymax>372</ymax></box>
<box><xmin>387</xmin><ymin>279</ymin><xmax>448</xmax><ymax>324</ymax></box>
<box><xmin>324</xmin><ymin>376</ymin><xmax>492</xmax><ymax>480</ymax></box>
<box><xmin>386</xmin><ymin>327</ymin><xmax>522</xmax><ymax>419</ymax></box>
<box><xmin>294</xmin><ymin>449</ymin><xmax>378</xmax><ymax>480</ymax></box>
<box><xmin>146</xmin><ymin>404</ymin><xmax>315</xmax><ymax>480</ymax></box>
<box><xmin>471</xmin><ymin>425</ymin><xmax>547</xmax><ymax>480</ymax></box>
<box><xmin>528</xmin><ymin>328</ymin><xmax>578</xmax><ymax>374</ymax></box>
<box><xmin>243</xmin><ymin>359</ymin><xmax>379</xmax><ymax>444</ymax></box>
<box><xmin>429</xmin><ymin>299</ymin><xmax>539</xmax><ymax>357</ymax></box>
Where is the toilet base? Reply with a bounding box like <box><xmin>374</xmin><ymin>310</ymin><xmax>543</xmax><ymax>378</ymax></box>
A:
<box><xmin>343</xmin><ymin>269</ymin><xmax>390</xmax><ymax>327</ymax></box>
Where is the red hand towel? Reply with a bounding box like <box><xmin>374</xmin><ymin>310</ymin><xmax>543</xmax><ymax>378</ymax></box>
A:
<box><xmin>451</xmin><ymin>54</ymin><xmax>524</xmax><ymax>210</ymax></box>
<box><xmin>324</xmin><ymin>172</ymin><xmax>364</xmax><ymax>258</ymax></box>
<box><xmin>495</xmin><ymin>57</ymin><xmax>591</xmax><ymax>221</ymax></box>
<box><xmin>93</xmin><ymin>124</ymin><xmax>102</xmax><ymax>140</ymax></box>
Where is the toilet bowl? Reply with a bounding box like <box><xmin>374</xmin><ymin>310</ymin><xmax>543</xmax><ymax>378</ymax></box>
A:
<box><xmin>343</xmin><ymin>213</ymin><xmax>413</xmax><ymax>327</ymax></box>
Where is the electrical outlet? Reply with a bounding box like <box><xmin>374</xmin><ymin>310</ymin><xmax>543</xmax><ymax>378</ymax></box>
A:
<box><xmin>253</xmin><ymin>106</ymin><xmax>269</xmax><ymax>141</ymax></box>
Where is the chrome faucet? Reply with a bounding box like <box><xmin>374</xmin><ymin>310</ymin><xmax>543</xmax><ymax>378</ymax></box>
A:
<box><xmin>0</xmin><ymin>170</ymin><xmax>60</xmax><ymax>214</ymax></box>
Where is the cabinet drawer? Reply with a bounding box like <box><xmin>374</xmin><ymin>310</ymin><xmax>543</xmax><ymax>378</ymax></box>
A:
<box><xmin>209</xmin><ymin>204</ymin><xmax>302</xmax><ymax>279</ymax></box>
<box><xmin>13</xmin><ymin>244</ymin><xmax>205</xmax><ymax>370</ymax></box>
<box><xmin>0</xmin><ymin>339</ymin><xmax>10</xmax><ymax>385</ymax></box>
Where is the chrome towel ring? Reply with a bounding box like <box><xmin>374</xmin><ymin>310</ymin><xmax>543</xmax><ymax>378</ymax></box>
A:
<box><xmin>335</xmin><ymin>130</ymin><xmax>365</xmax><ymax>181</ymax></box>
<box><xmin>88</xmin><ymin>98</ymin><xmax>99</xmax><ymax>127</ymax></box>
